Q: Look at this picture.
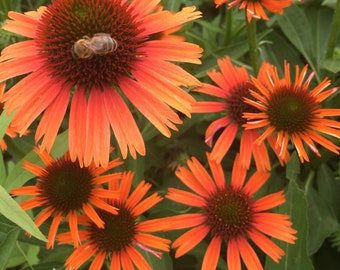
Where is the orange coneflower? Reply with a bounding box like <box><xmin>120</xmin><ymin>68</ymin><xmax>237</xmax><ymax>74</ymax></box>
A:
<box><xmin>11</xmin><ymin>147</ymin><xmax>123</xmax><ymax>248</ymax></box>
<box><xmin>165</xmin><ymin>153</ymin><xmax>297</xmax><ymax>270</ymax></box>
<box><xmin>243</xmin><ymin>61</ymin><xmax>340</xmax><ymax>163</ymax></box>
<box><xmin>58</xmin><ymin>171</ymin><xmax>171</xmax><ymax>270</ymax></box>
<box><xmin>215</xmin><ymin>0</ymin><xmax>293</xmax><ymax>22</ymax></box>
<box><xmin>0</xmin><ymin>83</ymin><xmax>19</xmax><ymax>150</ymax></box>
<box><xmin>192</xmin><ymin>57</ymin><xmax>285</xmax><ymax>171</ymax></box>
<box><xmin>0</xmin><ymin>0</ymin><xmax>202</xmax><ymax>167</ymax></box>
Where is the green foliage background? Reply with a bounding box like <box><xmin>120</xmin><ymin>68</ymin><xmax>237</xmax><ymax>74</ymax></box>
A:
<box><xmin>0</xmin><ymin>0</ymin><xmax>340</xmax><ymax>269</ymax></box>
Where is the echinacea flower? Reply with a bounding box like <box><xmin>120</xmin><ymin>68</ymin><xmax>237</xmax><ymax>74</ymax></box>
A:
<box><xmin>192</xmin><ymin>57</ymin><xmax>286</xmax><ymax>171</ymax></box>
<box><xmin>11</xmin><ymin>147</ymin><xmax>123</xmax><ymax>248</ymax></box>
<box><xmin>0</xmin><ymin>0</ymin><xmax>202</xmax><ymax>167</ymax></box>
<box><xmin>243</xmin><ymin>61</ymin><xmax>340</xmax><ymax>163</ymax></box>
<box><xmin>215</xmin><ymin>0</ymin><xmax>293</xmax><ymax>22</ymax></box>
<box><xmin>0</xmin><ymin>83</ymin><xmax>19</xmax><ymax>150</ymax></box>
<box><xmin>58</xmin><ymin>171</ymin><xmax>171</xmax><ymax>270</ymax></box>
<box><xmin>165</xmin><ymin>153</ymin><xmax>297</xmax><ymax>270</ymax></box>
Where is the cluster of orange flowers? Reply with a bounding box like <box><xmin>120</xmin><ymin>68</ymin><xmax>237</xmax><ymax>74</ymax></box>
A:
<box><xmin>0</xmin><ymin>0</ymin><xmax>339</xmax><ymax>269</ymax></box>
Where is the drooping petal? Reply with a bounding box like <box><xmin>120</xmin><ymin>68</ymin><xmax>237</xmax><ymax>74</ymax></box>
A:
<box><xmin>20</xmin><ymin>197</ymin><xmax>44</xmax><ymax>210</ymax></box>
<box><xmin>159</xmin><ymin>213</ymin><xmax>206</xmax><ymax>230</ymax></box>
<box><xmin>104</xmin><ymin>86</ymin><xmax>145</xmax><ymax>159</ymax></box>
<box><xmin>0</xmin><ymin>40</ymin><xmax>37</xmax><ymax>61</ymax></box>
<box><xmin>65</xmin><ymin>244</ymin><xmax>98</xmax><ymax>270</ymax></box>
<box><xmin>84</xmin><ymin>88</ymin><xmax>111</xmax><ymax>167</ymax></box>
<box><xmin>10</xmin><ymin>80</ymin><xmax>62</xmax><ymax>134</ymax></box>
<box><xmin>35</xmin><ymin>83</ymin><xmax>71</xmax><ymax>152</ymax></box>
<box><xmin>243</xmin><ymin>171</ymin><xmax>271</xmax><ymax>196</ymax></box>
<box><xmin>134</xmin><ymin>233</ymin><xmax>170</xmax><ymax>252</ymax></box>
<box><xmin>137</xmin><ymin>217</ymin><xmax>174</xmax><ymax>232</ymax></box>
<box><xmin>119</xmin><ymin>171</ymin><xmax>134</xmax><ymax>203</ymax></box>
<box><xmin>202</xmin><ymin>237</ymin><xmax>222</xmax><ymax>270</ymax></box>
<box><xmin>134</xmin><ymin>58</ymin><xmax>200</xmax><ymax>87</ymax></box>
<box><xmin>0</xmin><ymin>56</ymin><xmax>42</xmax><ymax>82</ymax></box>
<box><xmin>252</xmin><ymin>191</ymin><xmax>285</xmax><ymax>212</ymax></box>
<box><xmin>21</xmin><ymin>161</ymin><xmax>45</xmax><ymax>177</ymax></box>
<box><xmin>2</xmin><ymin>11</ymin><xmax>40</xmax><ymax>38</ymax></box>
<box><xmin>89</xmin><ymin>197</ymin><xmax>119</xmax><ymax>215</ymax></box>
<box><xmin>46</xmin><ymin>212</ymin><xmax>62</xmax><ymax>249</ymax></box>
<box><xmin>141</xmin><ymin>39</ymin><xmax>202</xmax><ymax>64</ymax></box>
<box><xmin>128</xmin><ymin>0</ymin><xmax>160</xmax><ymax>18</ymax></box>
<box><xmin>227</xmin><ymin>238</ymin><xmax>241</xmax><ymax>270</ymax></box>
<box><xmin>131</xmin><ymin>193</ymin><xmax>163</xmax><ymax>216</ymax></box>
<box><xmin>237</xmin><ymin>237</ymin><xmax>263</xmax><ymax>270</ymax></box>
<box><xmin>166</xmin><ymin>188</ymin><xmax>207</xmax><ymax>207</ymax></box>
<box><xmin>205</xmin><ymin>117</ymin><xmax>231</xmax><ymax>148</ymax></box>
<box><xmin>173</xmin><ymin>225</ymin><xmax>210</xmax><ymax>257</ymax></box>
<box><xmin>69</xmin><ymin>210</ymin><xmax>80</xmax><ymax>248</ymax></box>
<box><xmin>120</xmin><ymin>250</ymin><xmax>134</xmax><ymax>270</ymax></box>
<box><xmin>207</xmin><ymin>153</ymin><xmax>225</xmax><ymax>190</ymax></box>
<box><xmin>251</xmin><ymin>132</ymin><xmax>271</xmax><ymax>171</ymax></box>
<box><xmin>89</xmin><ymin>251</ymin><xmax>106</xmax><ymax>270</ymax></box>
<box><xmin>82</xmin><ymin>203</ymin><xmax>104</xmax><ymax>228</ymax></box>
<box><xmin>210</xmin><ymin>123</ymin><xmax>238</xmax><ymax>163</ymax></box>
<box><xmin>125</xmin><ymin>180</ymin><xmax>152</xmax><ymax>210</ymax></box>
<box><xmin>132</xmin><ymin>62</ymin><xmax>196</xmax><ymax>117</ymax></box>
<box><xmin>248</xmin><ymin>229</ymin><xmax>285</xmax><ymax>263</ymax></box>
<box><xmin>253</xmin><ymin>213</ymin><xmax>297</xmax><ymax>243</ymax></box>
<box><xmin>110</xmin><ymin>252</ymin><xmax>121</xmax><ymax>270</ymax></box>
<box><xmin>231</xmin><ymin>154</ymin><xmax>247</xmax><ymax>189</ymax></box>
<box><xmin>120</xmin><ymin>77</ymin><xmax>182</xmax><ymax>137</ymax></box>
<box><xmin>141</xmin><ymin>6</ymin><xmax>202</xmax><ymax>37</ymax></box>
<box><xmin>11</xmin><ymin>186</ymin><xmax>39</xmax><ymax>196</ymax></box>
<box><xmin>126</xmin><ymin>246</ymin><xmax>152</xmax><ymax>270</ymax></box>
<box><xmin>193</xmin><ymin>83</ymin><xmax>228</xmax><ymax>98</ymax></box>
<box><xmin>175</xmin><ymin>166</ymin><xmax>208</xmax><ymax>197</ymax></box>
<box><xmin>192</xmin><ymin>101</ymin><xmax>227</xmax><ymax>113</ymax></box>
<box><xmin>187</xmin><ymin>156</ymin><xmax>216</xmax><ymax>194</ymax></box>
<box><xmin>2</xmin><ymin>69</ymin><xmax>50</xmax><ymax>115</ymax></box>
<box><xmin>69</xmin><ymin>87</ymin><xmax>87</xmax><ymax>166</ymax></box>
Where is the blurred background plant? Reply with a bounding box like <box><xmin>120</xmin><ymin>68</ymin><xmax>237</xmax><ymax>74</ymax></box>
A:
<box><xmin>0</xmin><ymin>0</ymin><xmax>339</xmax><ymax>269</ymax></box>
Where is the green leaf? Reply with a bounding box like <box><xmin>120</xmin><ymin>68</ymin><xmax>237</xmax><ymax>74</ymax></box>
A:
<box><xmin>163</xmin><ymin>0</ymin><xmax>182</xmax><ymax>12</ymax></box>
<box><xmin>5</xmin><ymin>241</ymin><xmax>40</xmax><ymax>268</ymax></box>
<box><xmin>126</xmin><ymin>154</ymin><xmax>145</xmax><ymax>188</ymax></box>
<box><xmin>285</xmin><ymin>152</ymin><xmax>300</xmax><ymax>182</ymax></box>
<box><xmin>260</xmin><ymin>31</ymin><xmax>304</xmax><ymax>76</ymax></box>
<box><xmin>0</xmin><ymin>0</ymin><xmax>18</xmax><ymax>18</ymax></box>
<box><xmin>0</xmin><ymin>151</ymin><xmax>6</xmax><ymax>185</ymax></box>
<box><xmin>321</xmin><ymin>58</ymin><xmax>340</xmax><ymax>73</ymax></box>
<box><xmin>265</xmin><ymin>180</ymin><xmax>313</xmax><ymax>270</ymax></box>
<box><xmin>307</xmin><ymin>186</ymin><xmax>339</xmax><ymax>255</ymax></box>
<box><xmin>0</xmin><ymin>224</ymin><xmax>20</xmax><ymax>270</ymax></box>
<box><xmin>140</xmin><ymin>247</ymin><xmax>173</xmax><ymax>270</ymax></box>
<box><xmin>195</xmin><ymin>29</ymin><xmax>271</xmax><ymax>78</ymax></box>
<box><xmin>265</xmin><ymin>153</ymin><xmax>314</xmax><ymax>270</ymax></box>
<box><xmin>3</xmin><ymin>149</ymin><xmax>42</xmax><ymax>192</ymax></box>
<box><xmin>0</xmin><ymin>185</ymin><xmax>47</xmax><ymax>242</ymax></box>
<box><xmin>309</xmin><ymin>7</ymin><xmax>333</xmax><ymax>71</ymax></box>
<box><xmin>4</xmin><ymin>130</ymin><xmax>69</xmax><ymax>191</ymax></box>
<box><xmin>305</xmin><ymin>163</ymin><xmax>340</xmax><ymax>254</ymax></box>
<box><xmin>322</xmin><ymin>0</ymin><xmax>337</xmax><ymax>9</ymax></box>
<box><xmin>316</xmin><ymin>164</ymin><xmax>340</xmax><ymax>216</ymax></box>
<box><xmin>0</xmin><ymin>108</ymin><xmax>14</xmax><ymax>145</ymax></box>
<box><xmin>278</xmin><ymin>4</ymin><xmax>318</xmax><ymax>77</ymax></box>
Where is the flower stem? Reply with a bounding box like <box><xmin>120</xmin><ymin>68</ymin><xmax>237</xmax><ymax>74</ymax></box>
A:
<box><xmin>246</xmin><ymin>16</ymin><xmax>260</xmax><ymax>75</ymax></box>
<box><xmin>325</xmin><ymin>0</ymin><xmax>340</xmax><ymax>58</ymax></box>
<box><xmin>223</xmin><ymin>6</ymin><xmax>232</xmax><ymax>45</ymax></box>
